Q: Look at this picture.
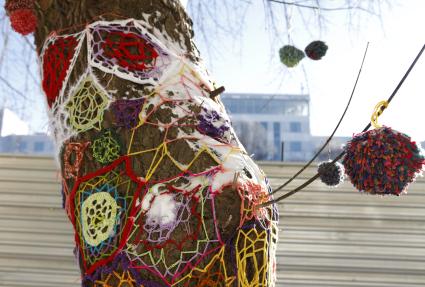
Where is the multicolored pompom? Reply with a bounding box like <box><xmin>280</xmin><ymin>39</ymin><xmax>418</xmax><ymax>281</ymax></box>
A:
<box><xmin>343</xmin><ymin>126</ymin><xmax>424</xmax><ymax>195</ymax></box>
<box><xmin>279</xmin><ymin>45</ymin><xmax>305</xmax><ymax>68</ymax></box>
<box><xmin>5</xmin><ymin>0</ymin><xmax>37</xmax><ymax>35</ymax></box>
<box><xmin>305</xmin><ymin>40</ymin><xmax>328</xmax><ymax>60</ymax></box>
<box><xmin>318</xmin><ymin>161</ymin><xmax>345</xmax><ymax>187</ymax></box>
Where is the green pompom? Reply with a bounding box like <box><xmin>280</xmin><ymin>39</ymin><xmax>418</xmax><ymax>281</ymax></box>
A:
<box><xmin>279</xmin><ymin>45</ymin><xmax>305</xmax><ymax>68</ymax></box>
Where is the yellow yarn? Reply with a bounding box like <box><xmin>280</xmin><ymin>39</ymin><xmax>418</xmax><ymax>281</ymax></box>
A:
<box><xmin>236</xmin><ymin>228</ymin><xmax>269</xmax><ymax>287</ymax></box>
<box><xmin>94</xmin><ymin>270</ymin><xmax>137</xmax><ymax>287</ymax></box>
<box><xmin>82</xmin><ymin>191</ymin><xmax>118</xmax><ymax>247</ymax></box>
<box><xmin>370</xmin><ymin>100</ymin><xmax>388</xmax><ymax>129</ymax></box>
<box><xmin>172</xmin><ymin>246</ymin><xmax>236</xmax><ymax>286</ymax></box>
<box><xmin>66</xmin><ymin>75</ymin><xmax>109</xmax><ymax>133</ymax></box>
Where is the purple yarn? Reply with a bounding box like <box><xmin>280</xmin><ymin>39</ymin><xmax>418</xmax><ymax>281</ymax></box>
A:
<box><xmin>82</xmin><ymin>252</ymin><xmax>164</xmax><ymax>286</ymax></box>
<box><xmin>197</xmin><ymin>108</ymin><xmax>230</xmax><ymax>141</ymax></box>
<box><xmin>83</xmin><ymin>253</ymin><xmax>129</xmax><ymax>284</ymax></box>
<box><xmin>139</xmin><ymin>281</ymin><xmax>165</xmax><ymax>287</ymax></box>
<box><xmin>111</xmin><ymin>98</ymin><xmax>145</xmax><ymax>128</ymax></box>
<box><xmin>136</xmin><ymin>279</ymin><xmax>165</xmax><ymax>287</ymax></box>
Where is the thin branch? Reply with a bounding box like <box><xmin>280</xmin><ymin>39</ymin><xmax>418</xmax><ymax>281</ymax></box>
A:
<box><xmin>0</xmin><ymin>75</ymin><xmax>30</xmax><ymax>100</ymax></box>
<box><xmin>270</xmin><ymin>42</ymin><xmax>369</xmax><ymax>195</ymax></box>
<box><xmin>267</xmin><ymin>0</ymin><xmax>378</xmax><ymax>15</ymax></box>
<box><xmin>23</xmin><ymin>36</ymin><xmax>36</xmax><ymax>51</ymax></box>
<box><xmin>0</xmin><ymin>33</ymin><xmax>9</xmax><ymax>68</ymax></box>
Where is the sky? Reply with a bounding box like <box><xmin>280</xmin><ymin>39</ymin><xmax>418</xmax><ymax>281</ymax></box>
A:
<box><xmin>1</xmin><ymin>0</ymin><xmax>424</xmax><ymax>143</ymax></box>
<box><xmin>1</xmin><ymin>108</ymin><xmax>29</xmax><ymax>136</ymax></box>
<box><xmin>191</xmin><ymin>0</ymin><xmax>425</xmax><ymax>142</ymax></box>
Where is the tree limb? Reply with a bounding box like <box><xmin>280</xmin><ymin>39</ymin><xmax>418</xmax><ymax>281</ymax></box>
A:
<box><xmin>0</xmin><ymin>75</ymin><xmax>30</xmax><ymax>100</ymax></box>
<box><xmin>267</xmin><ymin>0</ymin><xmax>378</xmax><ymax>15</ymax></box>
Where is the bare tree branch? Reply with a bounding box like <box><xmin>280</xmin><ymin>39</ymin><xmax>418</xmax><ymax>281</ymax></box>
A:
<box><xmin>23</xmin><ymin>36</ymin><xmax>36</xmax><ymax>51</ymax></box>
<box><xmin>267</xmin><ymin>0</ymin><xmax>379</xmax><ymax>15</ymax></box>
<box><xmin>0</xmin><ymin>75</ymin><xmax>30</xmax><ymax>100</ymax></box>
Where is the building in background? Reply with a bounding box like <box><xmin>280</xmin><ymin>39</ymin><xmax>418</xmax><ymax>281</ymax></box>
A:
<box><xmin>0</xmin><ymin>108</ymin><xmax>54</xmax><ymax>156</ymax></box>
<box><xmin>222</xmin><ymin>93</ymin><xmax>314</xmax><ymax>161</ymax></box>
<box><xmin>0</xmin><ymin>107</ymin><xmax>422</xmax><ymax>160</ymax></box>
<box><xmin>0</xmin><ymin>133</ymin><xmax>54</xmax><ymax>155</ymax></box>
<box><xmin>311</xmin><ymin>136</ymin><xmax>351</xmax><ymax>162</ymax></box>
<box><xmin>0</xmin><ymin>108</ymin><xmax>4</xmax><ymax>134</ymax></box>
<box><xmin>221</xmin><ymin>93</ymin><xmax>365</xmax><ymax>162</ymax></box>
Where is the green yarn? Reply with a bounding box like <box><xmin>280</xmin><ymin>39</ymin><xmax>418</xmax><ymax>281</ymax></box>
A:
<box><xmin>91</xmin><ymin>130</ymin><xmax>121</xmax><ymax>164</ymax></box>
<box><xmin>279</xmin><ymin>45</ymin><xmax>305</xmax><ymax>68</ymax></box>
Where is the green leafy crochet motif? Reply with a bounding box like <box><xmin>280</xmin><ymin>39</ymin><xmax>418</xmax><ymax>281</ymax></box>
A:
<box><xmin>91</xmin><ymin>130</ymin><xmax>121</xmax><ymax>164</ymax></box>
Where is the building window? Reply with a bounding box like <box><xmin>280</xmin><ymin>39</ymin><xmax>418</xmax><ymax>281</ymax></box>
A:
<box><xmin>260</xmin><ymin>122</ymin><xmax>268</xmax><ymax>131</ymax></box>
<box><xmin>246</xmin><ymin>100</ymin><xmax>254</xmax><ymax>113</ymax></box>
<box><xmin>254</xmin><ymin>100</ymin><xmax>264</xmax><ymax>113</ymax></box>
<box><xmin>290</xmin><ymin>121</ymin><xmax>302</xmax><ymax>133</ymax></box>
<box><xmin>273</xmin><ymin>122</ymin><xmax>281</xmax><ymax>160</ymax></box>
<box><xmin>18</xmin><ymin>141</ymin><xmax>27</xmax><ymax>152</ymax></box>
<box><xmin>273</xmin><ymin>122</ymin><xmax>281</xmax><ymax>142</ymax></box>
<box><xmin>289</xmin><ymin>141</ymin><xmax>302</xmax><ymax>152</ymax></box>
<box><xmin>221</xmin><ymin>95</ymin><xmax>309</xmax><ymax>116</ymax></box>
<box><xmin>34</xmin><ymin>142</ymin><xmax>45</xmax><ymax>152</ymax></box>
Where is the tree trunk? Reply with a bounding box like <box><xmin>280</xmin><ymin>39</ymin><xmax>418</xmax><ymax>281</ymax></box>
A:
<box><xmin>31</xmin><ymin>0</ymin><xmax>278</xmax><ymax>285</ymax></box>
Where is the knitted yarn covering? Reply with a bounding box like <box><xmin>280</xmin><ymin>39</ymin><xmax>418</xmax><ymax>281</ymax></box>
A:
<box><xmin>5</xmin><ymin>0</ymin><xmax>34</xmax><ymax>12</ymax></box>
<box><xmin>38</xmin><ymin>18</ymin><xmax>279</xmax><ymax>286</ymax></box>
<box><xmin>305</xmin><ymin>40</ymin><xmax>328</xmax><ymax>60</ymax></box>
<box><xmin>343</xmin><ymin>126</ymin><xmax>424</xmax><ymax>195</ymax></box>
<box><xmin>279</xmin><ymin>45</ymin><xmax>305</xmax><ymax>68</ymax></box>
<box><xmin>9</xmin><ymin>9</ymin><xmax>37</xmax><ymax>35</ymax></box>
<box><xmin>318</xmin><ymin>161</ymin><xmax>345</xmax><ymax>187</ymax></box>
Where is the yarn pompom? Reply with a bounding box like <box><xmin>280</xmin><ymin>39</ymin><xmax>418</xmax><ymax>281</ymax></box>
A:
<box><xmin>318</xmin><ymin>161</ymin><xmax>345</xmax><ymax>187</ymax></box>
<box><xmin>279</xmin><ymin>45</ymin><xmax>305</xmax><ymax>68</ymax></box>
<box><xmin>9</xmin><ymin>9</ymin><xmax>37</xmax><ymax>35</ymax></box>
<box><xmin>343</xmin><ymin>126</ymin><xmax>424</xmax><ymax>195</ymax></box>
<box><xmin>305</xmin><ymin>40</ymin><xmax>328</xmax><ymax>60</ymax></box>
<box><xmin>5</xmin><ymin>0</ymin><xmax>35</xmax><ymax>12</ymax></box>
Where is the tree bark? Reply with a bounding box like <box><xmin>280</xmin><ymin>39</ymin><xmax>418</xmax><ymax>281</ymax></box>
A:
<box><xmin>30</xmin><ymin>0</ymin><xmax>278</xmax><ymax>286</ymax></box>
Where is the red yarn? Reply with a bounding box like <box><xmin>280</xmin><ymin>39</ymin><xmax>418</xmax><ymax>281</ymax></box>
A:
<box><xmin>5</xmin><ymin>0</ymin><xmax>35</xmax><ymax>12</ymax></box>
<box><xmin>132</xmin><ymin>184</ymin><xmax>203</xmax><ymax>252</ymax></box>
<box><xmin>102</xmin><ymin>31</ymin><xmax>159</xmax><ymax>72</ymax></box>
<box><xmin>42</xmin><ymin>36</ymin><xmax>79</xmax><ymax>107</ymax></box>
<box><xmin>9</xmin><ymin>9</ymin><xmax>37</xmax><ymax>35</ymax></box>
<box><xmin>69</xmin><ymin>156</ymin><xmax>144</xmax><ymax>274</ymax></box>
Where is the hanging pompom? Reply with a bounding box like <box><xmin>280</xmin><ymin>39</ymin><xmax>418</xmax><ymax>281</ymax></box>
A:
<box><xmin>279</xmin><ymin>45</ymin><xmax>305</xmax><ymax>68</ymax></box>
<box><xmin>305</xmin><ymin>40</ymin><xmax>328</xmax><ymax>60</ymax></box>
<box><xmin>343</xmin><ymin>126</ymin><xmax>424</xmax><ymax>195</ymax></box>
<box><xmin>318</xmin><ymin>161</ymin><xmax>345</xmax><ymax>187</ymax></box>
<box><xmin>5</xmin><ymin>0</ymin><xmax>35</xmax><ymax>12</ymax></box>
<box><xmin>9</xmin><ymin>9</ymin><xmax>37</xmax><ymax>35</ymax></box>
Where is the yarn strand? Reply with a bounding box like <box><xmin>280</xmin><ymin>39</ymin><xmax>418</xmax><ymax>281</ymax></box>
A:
<box><xmin>270</xmin><ymin>42</ymin><xmax>369</xmax><ymax>196</ymax></box>
<box><xmin>261</xmin><ymin>42</ymin><xmax>425</xmax><ymax>207</ymax></box>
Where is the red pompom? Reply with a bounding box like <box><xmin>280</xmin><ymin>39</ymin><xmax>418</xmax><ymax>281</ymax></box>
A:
<box><xmin>9</xmin><ymin>9</ymin><xmax>37</xmax><ymax>35</ymax></box>
<box><xmin>5</xmin><ymin>0</ymin><xmax>35</xmax><ymax>12</ymax></box>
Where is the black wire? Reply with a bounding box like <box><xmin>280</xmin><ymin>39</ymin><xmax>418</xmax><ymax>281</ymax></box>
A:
<box><xmin>260</xmin><ymin>43</ymin><xmax>425</xmax><ymax>207</ymax></box>
<box><xmin>270</xmin><ymin>42</ymin><xmax>369</xmax><ymax>196</ymax></box>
